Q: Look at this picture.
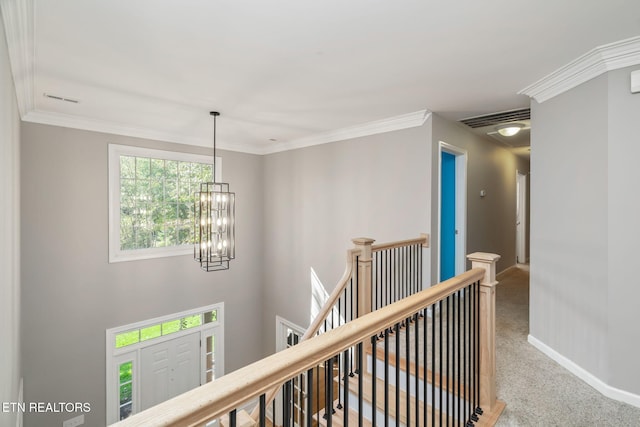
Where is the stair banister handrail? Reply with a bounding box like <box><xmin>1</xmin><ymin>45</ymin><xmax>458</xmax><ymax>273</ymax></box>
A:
<box><xmin>370</xmin><ymin>233</ymin><xmax>429</xmax><ymax>252</ymax></box>
<box><xmin>251</xmin><ymin>234</ymin><xmax>428</xmax><ymax>420</ymax></box>
<box><xmin>249</xmin><ymin>246</ymin><xmax>359</xmax><ymax>419</ymax></box>
<box><xmin>112</xmin><ymin>268</ymin><xmax>486</xmax><ymax>427</ymax></box>
<box><xmin>301</xmin><ymin>247</ymin><xmax>359</xmax><ymax>340</ymax></box>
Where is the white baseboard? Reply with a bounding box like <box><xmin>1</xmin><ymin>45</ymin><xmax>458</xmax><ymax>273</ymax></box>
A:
<box><xmin>497</xmin><ymin>264</ymin><xmax>518</xmax><ymax>278</ymax></box>
<box><xmin>528</xmin><ymin>335</ymin><xmax>640</xmax><ymax>408</ymax></box>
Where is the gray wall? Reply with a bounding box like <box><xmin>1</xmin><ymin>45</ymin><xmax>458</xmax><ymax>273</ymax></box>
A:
<box><xmin>606</xmin><ymin>67</ymin><xmax>640</xmax><ymax>393</ymax></box>
<box><xmin>530</xmin><ymin>66</ymin><xmax>640</xmax><ymax>395</ymax></box>
<box><xmin>261</xmin><ymin>123</ymin><xmax>433</xmax><ymax>354</ymax></box>
<box><xmin>20</xmin><ymin>123</ymin><xmax>264</xmax><ymax>427</ymax></box>
<box><xmin>0</xmin><ymin>14</ymin><xmax>21</xmax><ymax>427</ymax></box>
<box><xmin>431</xmin><ymin>114</ymin><xmax>530</xmax><ymax>283</ymax></box>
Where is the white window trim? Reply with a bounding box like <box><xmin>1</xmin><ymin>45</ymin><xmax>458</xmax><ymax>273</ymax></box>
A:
<box><xmin>106</xmin><ymin>302</ymin><xmax>224</xmax><ymax>425</ymax></box>
<box><xmin>108</xmin><ymin>144</ymin><xmax>221</xmax><ymax>263</ymax></box>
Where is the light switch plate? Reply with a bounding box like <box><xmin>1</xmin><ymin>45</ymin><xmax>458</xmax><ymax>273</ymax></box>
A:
<box><xmin>632</xmin><ymin>70</ymin><xmax>640</xmax><ymax>94</ymax></box>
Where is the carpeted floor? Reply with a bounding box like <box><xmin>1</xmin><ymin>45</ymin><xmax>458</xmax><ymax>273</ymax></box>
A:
<box><xmin>495</xmin><ymin>266</ymin><xmax>640</xmax><ymax>427</ymax></box>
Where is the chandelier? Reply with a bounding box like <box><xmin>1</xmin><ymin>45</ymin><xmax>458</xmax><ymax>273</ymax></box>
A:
<box><xmin>194</xmin><ymin>112</ymin><xmax>235</xmax><ymax>271</ymax></box>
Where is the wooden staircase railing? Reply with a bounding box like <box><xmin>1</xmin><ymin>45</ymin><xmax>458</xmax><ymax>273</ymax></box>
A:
<box><xmin>111</xmin><ymin>248</ymin><xmax>505</xmax><ymax>427</ymax></box>
<box><xmin>250</xmin><ymin>234</ymin><xmax>429</xmax><ymax>421</ymax></box>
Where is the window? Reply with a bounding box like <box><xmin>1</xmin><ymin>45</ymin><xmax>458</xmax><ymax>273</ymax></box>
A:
<box><xmin>114</xmin><ymin>309</ymin><xmax>218</xmax><ymax>349</ymax></box>
<box><xmin>108</xmin><ymin>144</ymin><xmax>221</xmax><ymax>262</ymax></box>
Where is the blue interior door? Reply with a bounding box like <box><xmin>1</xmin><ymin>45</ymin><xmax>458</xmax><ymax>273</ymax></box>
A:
<box><xmin>440</xmin><ymin>151</ymin><xmax>456</xmax><ymax>281</ymax></box>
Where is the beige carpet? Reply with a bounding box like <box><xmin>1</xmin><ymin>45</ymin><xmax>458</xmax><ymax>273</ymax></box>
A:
<box><xmin>495</xmin><ymin>266</ymin><xmax>640</xmax><ymax>426</ymax></box>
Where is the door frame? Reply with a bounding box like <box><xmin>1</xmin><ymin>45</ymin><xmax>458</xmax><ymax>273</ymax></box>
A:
<box><xmin>437</xmin><ymin>141</ymin><xmax>467</xmax><ymax>281</ymax></box>
<box><xmin>106</xmin><ymin>302</ymin><xmax>224</xmax><ymax>424</ymax></box>
<box><xmin>516</xmin><ymin>170</ymin><xmax>528</xmax><ymax>263</ymax></box>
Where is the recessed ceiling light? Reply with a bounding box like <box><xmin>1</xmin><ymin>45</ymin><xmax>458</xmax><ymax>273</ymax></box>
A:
<box><xmin>496</xmin><ymin>123</ymin><xmax>524</xmax><ymax>137</ymax></box>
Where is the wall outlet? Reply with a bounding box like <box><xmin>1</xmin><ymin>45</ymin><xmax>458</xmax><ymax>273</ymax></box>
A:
<box><xmin>62</xmin><ymin>414</ymin><xmax>84</xmax><ymax>427</ymax></box>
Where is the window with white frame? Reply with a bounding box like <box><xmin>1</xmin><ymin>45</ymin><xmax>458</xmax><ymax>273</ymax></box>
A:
<box><xmin>108</xmin><ymin>144</ymin><xmax>220</xmax><ymax>262</ymax></box>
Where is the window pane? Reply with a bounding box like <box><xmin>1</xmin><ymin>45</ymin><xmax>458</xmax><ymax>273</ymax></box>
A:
<box><xmin>119</xmin><ymin>383</ymin><xmax>132</xmax><ymax>405</ymax></box>
<box><xmin>136</xmin><ymin>157</ymin><xmax>151</xmax><ymax>179</ymax></box>
<box><xmin>165</xmin><ymin>160</ymin><xmax>178</xmax><ymax>179</ymax></box>
<box><xmin>120</xmin><ymin>156</ymin><xmax>136</xmax><ymax>179</ymax></box>
<box><xmin>115</xmin><ymin>331</ymin><xmax>139</xmax><ymax>348</ymax></box>
<box><xmin>181</xmin><ymin>314</ymin><xmax>202</xmax><ymax>330</ymax></box>
<box><xmin>140</xmin><ymin>324</ymin><xmax>161</xmax><ymax>341</ymax></box>
<box><xmin>162</xmin><ymin>319</ymin><xmax>181</xmax><ymax>335</ymax></box>
<box><xmin>119</xmin><ymin>402</ymin><xmax>132</xmax><ymax>421</ymax></box>
<box><xmin>151</xmin><ymin>158</ymin><xmax>165</xmax><ymax>179</ymax></box>
<box><xmin>204</xmin><ymin>310</ymin><xmax>218</xmax><ymax>324</ymax></box>
<box><xmin>119</xmin><ymin>361</ymin><xmax>132</xmax><ymax>383</ymax></box>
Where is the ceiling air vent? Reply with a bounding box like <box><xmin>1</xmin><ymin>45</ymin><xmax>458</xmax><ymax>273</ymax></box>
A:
<box><xmin>460</xmin><ymin>108</ymin><xmax>529</xmax><ymax>129</ymax></box>
<box><xmin>43</xmin><ymin>93</ymin><xmax>80</xmax><ymax>104</ymax></box>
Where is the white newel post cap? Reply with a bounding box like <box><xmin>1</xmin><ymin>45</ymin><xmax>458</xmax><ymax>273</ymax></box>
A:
<box><xmin>467</xmin><ymin>252</ymin><xmax>501</xmax><ymax>287</ymax></box>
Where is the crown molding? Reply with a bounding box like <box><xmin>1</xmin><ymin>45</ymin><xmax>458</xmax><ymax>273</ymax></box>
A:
<box><xmin>1</xmin><ymin>0</ymin><xmax>35</xmax><ymax>117</ymax></box>
<box><xmin>519</xmin><ymin>36</ymin><xmax>640</xmax><ymax>103</ymax></box>
<box><xmin>23</xmin><ymin>110</ymin><xmax>265</xmax><ymax>155</ymax></box>
<box><xmin>23</xmin><ymin>108</ymin><xmax>432</xmax><ymax>156</ymax></box>
<box><xmin>260</xmin><ymin>109</ymin><xmax>432</xmax><ymax>155</ymax></box>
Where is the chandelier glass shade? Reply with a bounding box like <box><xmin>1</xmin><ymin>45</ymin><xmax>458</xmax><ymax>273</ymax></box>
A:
<box><xmin>194</xmin><ymin>112</ymin><xmax>235</xmax><ymax>271</ymax></box>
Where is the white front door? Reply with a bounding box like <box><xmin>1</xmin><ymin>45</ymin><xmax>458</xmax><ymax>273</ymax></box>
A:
<box><xmin>140</xmin><ymin>332</ymin><xmax>201</xmax><ymax>411</ymax></box>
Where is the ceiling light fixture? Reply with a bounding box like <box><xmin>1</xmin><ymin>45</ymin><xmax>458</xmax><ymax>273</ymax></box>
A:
<box><xmin>496</xmin><ymin>123</ymin><xmax>524</xmax><ymax>137</ymax></box>
<box><xmin>194</xmin><ymin>112</ymin><xmax>235</xmax><ymax>271</ymax></box>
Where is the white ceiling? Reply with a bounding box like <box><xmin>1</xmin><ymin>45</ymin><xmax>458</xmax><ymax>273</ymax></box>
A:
<box><xmin>8</xmin><ymin>0</ymin><xmax>640</xmax><ymax>153</ymax></box>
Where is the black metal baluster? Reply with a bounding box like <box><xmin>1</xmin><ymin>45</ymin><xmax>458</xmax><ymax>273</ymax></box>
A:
<box><xmin>384</xmin><ymin>328</ymin><xmax>390</xmax><ymax>427</ymax></box>
<box><xmin>395</xmin><ymin>322</ymin><xmax>400</xmax><ymax>427</ymax></box>
<box><xmin>284</xmin><ymin>380</ymin><xmax>291</xmax><ymax>427</ymax></box>
<box><xmin>415</xmin><ymin>312</ymin><xmax>420</xmax><ymax>426</ymax></box>
<box><xmin>230</xmin><ymin>409</ymin><xmax>237</xmax><ymax>427</ymax></box>
<box><xmin>259</xmin><ymin>394</ymin><xmax>266</xmax><ymax>427</ymax></box>
<box><xmin>432</xmin><ymin>302</ymin><xmax>436</xmax><ymax>427</ymax></box>
<box><xmin>465</xmin><ymin>286</ymin><xmax>470</xmax><ymax>426</ymax></box>
<box><xmin>406</xmin><ymin>315</ymin><xmax>411</xmax><ymax>427</ymax></box>
<box><xmin>447</xmin><ymin>295</ymin><xmax>451</xmax><ymax>426</ymax></box>
<box><xmin>337</xmin><ymin>355</ymin><xmax>343</xmax><ymax>410</ymax></box>
<box><xmin>451</xmin><ymin>293</ymin><xmax>456</xmax><ymax>427</ymax></box>
<box><xmin>357</xmin><ymin>342</ymin><xmax>364</xmax><ymax>427</ymax></box>
<box><xmin>439</xmin><ymin>300</ymin><xmax>443</xmax><ymax>427</ymax></box>
<box><xmin>423</xmin><ymin>307</ymin><xmax>428</xmax><ymax>427</ymax></box>
<box><xmin>474</xmin><ymin>282</ymin><xmax>483</xmax><ymax>416</ymax></box>
<box><xmin>307</xmin><ymin>368</ymin><xmax>313</xmax><ymax>427</ymax></box>
<box><xmin>343</xmin><ymin>349</ymin><xmax>350</xmax><ymax>427</ymax></box>
<box><xmin>371</xmin><ymin>336</ymin><xmax>377</xmax><ymax>427</ymax></box>
<box><xmin>457</xmin><ymin>290</ymin><xmax>461</xmax><ymax>427</ymax></box>
<box><xmin>316</xmin><ymin>365</ymin><xmax>320</xmax><ymax>426</ymax></box>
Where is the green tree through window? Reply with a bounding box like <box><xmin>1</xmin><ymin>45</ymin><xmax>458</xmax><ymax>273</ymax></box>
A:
<box><xmin>119</xmin><ymin>155</ymin><xmax>212</xmax><ymax>250</ymax></box>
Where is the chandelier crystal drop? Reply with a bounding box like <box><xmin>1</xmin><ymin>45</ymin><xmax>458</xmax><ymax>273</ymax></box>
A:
<box><xmin>194</xmin><ymin>112</ymin><xmax>235</xmax><ymax>271</ymax></box>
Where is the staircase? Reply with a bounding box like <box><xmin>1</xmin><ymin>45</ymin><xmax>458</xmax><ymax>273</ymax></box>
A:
<box><xmin>111</xmin><ymin>236</ymin><xmax>505</xmax><ymax>427</ymax></box>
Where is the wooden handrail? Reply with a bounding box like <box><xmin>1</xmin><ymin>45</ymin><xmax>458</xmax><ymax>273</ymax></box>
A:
<box><xmin>112</xmin><ymin>268</ymin><xmax>484</xmax><ymax>427</ymax></box>
<box><xmin>371</xmin><ymin>234</ymin><xmax>428</xmax><ymax>252</ymax></box>
<box><xmin>249</xmin><ymin>247</ymin><xmax>358</xmax><ymax>419</ymax></box>
<box><xmin>301</xmin><ymin>248</ymin><xmax>358</xmax><ymax>340</ymax></box>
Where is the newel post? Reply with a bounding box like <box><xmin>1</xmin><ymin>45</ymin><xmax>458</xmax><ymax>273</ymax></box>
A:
<box><xmin>352</xmin><ymin>238</ymin><xmax>375</xmax><ymax>319</ymax></box>
<box><xmin>467</xmin><ymin>252</ymin><xmax>501</xmax><ymax>413</ymax></box>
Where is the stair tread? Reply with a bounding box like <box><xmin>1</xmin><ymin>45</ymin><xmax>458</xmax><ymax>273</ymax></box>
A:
<box><xmin>314</xmin><ymin>405</ymin><xmax>372</xmax><ymax>427</ymax></box>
